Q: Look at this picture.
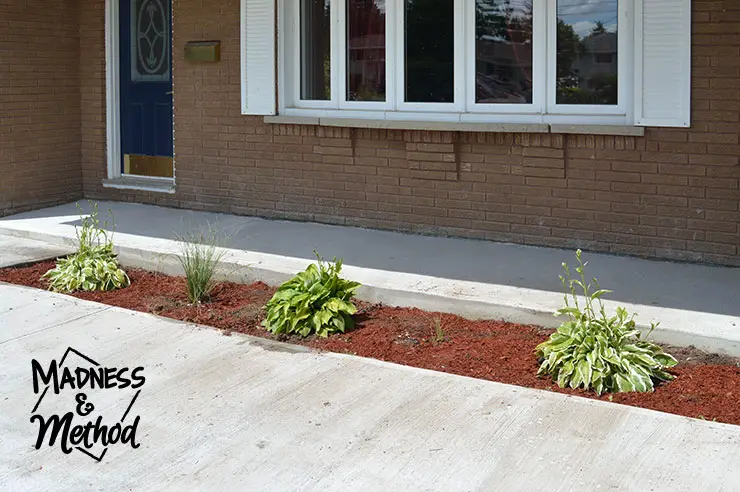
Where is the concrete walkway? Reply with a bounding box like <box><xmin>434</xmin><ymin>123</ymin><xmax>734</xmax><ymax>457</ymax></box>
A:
<box><xmin>0</xmin><ymin>234</ymin><xmax>71</xmax><ymax>268</ymax></box>
<box><xmin>1</xmin><ymin>201</ymin><xmax>738</xmax><ymax>356</ymax></box>
<box><xmin>1</xmin><ymin>283</ymin><xmax>739</xmax><ymax>491</ymax></box>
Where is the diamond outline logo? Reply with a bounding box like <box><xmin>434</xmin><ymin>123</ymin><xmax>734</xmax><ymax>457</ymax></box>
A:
<box><xmin>31</xmin><ymin>347</ymin><xmax>143</xmax><ymax>463</ymax></box>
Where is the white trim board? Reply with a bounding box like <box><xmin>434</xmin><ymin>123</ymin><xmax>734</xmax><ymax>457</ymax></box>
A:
<box><xmin>105</xmin><ymin>0</ymin><xmax>122</xmax><ymax>180</ymax></box>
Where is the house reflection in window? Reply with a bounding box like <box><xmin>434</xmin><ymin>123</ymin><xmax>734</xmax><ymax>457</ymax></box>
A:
<box><xmin>475</xmin><ymin>0</ymin><xmax>533</xmax><ymax>104</ymax></box>
<box><xmin>556</xmin><ymin>0</ymin><xmax>618</xmax><ymax>106</ymax></box>
<box><xmin>347</xmin><ymin>0</ymin><xmax>386</xmax><ymax>101</ymax></box>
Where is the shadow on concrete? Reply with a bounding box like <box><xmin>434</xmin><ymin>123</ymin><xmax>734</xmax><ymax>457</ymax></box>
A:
<box><xmin>4</xmin><ymin>201</ymin><xmax>739</xmax><ymax>317</ymax></box>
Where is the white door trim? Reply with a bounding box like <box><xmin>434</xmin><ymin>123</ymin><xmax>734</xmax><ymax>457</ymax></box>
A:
<box><xmin>105</xmin><ymin>0</ymin><xmax>122</xmax><ymax>180</ymax></box>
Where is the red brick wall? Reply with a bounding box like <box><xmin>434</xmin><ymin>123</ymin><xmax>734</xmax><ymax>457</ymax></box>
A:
<box><xmin>78</xmin><ymin>0</ymin><xmax>740</xmax><ymax>265</ymax></box>
<box><xmin>0</xmin><ymin>0</ymin><xmax>83</xmax><ymax>215</ymax></box>
<box><xmin>79</xmin><ymin>0</ymin><xmax>107</xmax><ymax>196</ymax></box>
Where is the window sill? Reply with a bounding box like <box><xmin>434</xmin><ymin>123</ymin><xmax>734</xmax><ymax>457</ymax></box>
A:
<box><xmin>549</xmin><ymin>124</ymin><xmax>645</xmax><ymax>137</ymax></box>
<box><xmin>102</xmin><ymin>176</ymin><xmax>176</xmax><ymax>194</ymax></box>
<box><xmin>265</xmin><ymin>115</ymin><xmax>548</xmax><ymax>133</ymax></box>
<box><xmin>264</xmin><ymin>115</ymin><xmax>645</xmax><ymax>137</ymax></box>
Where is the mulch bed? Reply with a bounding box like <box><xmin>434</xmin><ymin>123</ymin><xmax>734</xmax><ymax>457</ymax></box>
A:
<box><xmin>3</xmin><ymin>260</ymin><xmax>739</xmax><ymax>425</ymax></box>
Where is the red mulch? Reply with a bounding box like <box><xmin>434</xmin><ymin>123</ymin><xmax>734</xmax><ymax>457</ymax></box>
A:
<box><xmin>3</xmin><ymin>260</ymin><xmax>739</xmax><ymax>426</ymax></box>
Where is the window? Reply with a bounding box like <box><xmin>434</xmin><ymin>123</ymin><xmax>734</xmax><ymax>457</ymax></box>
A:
<box><xmin>300</xmin><ymin>0</ymin><xmax>332</xmax><ymax>100</ymax></box>
<box><xmin>131</xmin><ymin>0</ymin><xmax>170</xmax><ymax>82</ymax></box>
<box><xmin>475</xmin><ymin>0</ymin><xmax>534</xmax><ymax>105</ymax></box>
<box><xmin>405</xmin><ymin>0</ymin><xmax>455</xmax><ymax>104</ymax></box>
<box><xmin>244</xmin><ymin>0</ymin><xmax>691</xmax><ymax>127</ymax></box>
<box><xmin>347</xmin><ymin>0</ymin><xmax>387</xmax><ymax>101</ymax></box>
<box><xmin>280</xmin><ymin>0</ymin><xmax>630</xmax><ymax>124</ymax></box>
<box><xmin>554</xmin><ymin>0</ymin><xmax>619</xmax><ymax>106</ymax></box>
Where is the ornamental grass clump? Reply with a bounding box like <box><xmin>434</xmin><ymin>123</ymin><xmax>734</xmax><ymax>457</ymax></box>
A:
<box><xmin>175</xmin><ymin>225</ymin><xmax>227</xmax><ymax>304</ymax></box>
<box><xmin>43</xmin><ymin>202</ymin><xmax>130</xmax><ymax>293</ymax></box>
<box><xmin>536</xmin><ymin>250</ymin><xmax>677</xmax><ymax>395</ymax></box>
<box><xmin>263</xmin><ymin>254</ymin><xmax>361</xmax><ymax>338</ymax></box>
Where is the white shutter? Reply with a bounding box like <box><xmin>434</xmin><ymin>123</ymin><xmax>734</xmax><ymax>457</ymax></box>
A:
<box><xmin>241</xmin><ymin>0</ymin><xmax>276</xmax><ymax>115</ymax></box>
<box><xmin>634</xmin><ymin>0</ymin><xmax>691</xmax><ymax>127</ymax></box>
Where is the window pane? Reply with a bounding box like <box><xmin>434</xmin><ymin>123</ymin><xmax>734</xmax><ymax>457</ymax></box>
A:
<box><xmin>556</xmin><ymin>0</ymin><xmax>618</xmax><ymax>105</ymax></box>
<box><xmin>301</xmin><ymin>0</ymin><xmax>331</xmax><ymax>100</ymax></box>
<box><xmin>475</xmin><ymin>0</ymin><xmax>533</xmax><ymax>104</ymax></box>
<box><xmin>404</xmin><ymin>0</ymin><xmax>454</xmax><ymax>103</ymax></box>
<box><xmin>347</xmin><ymin>0</ymin><xmax>386</xmax><ymax>102</ymax></box>
<box><xmin>131</xmin><ymin>0</ymin><xmax>170</xmax><ymax>82</ymax></box>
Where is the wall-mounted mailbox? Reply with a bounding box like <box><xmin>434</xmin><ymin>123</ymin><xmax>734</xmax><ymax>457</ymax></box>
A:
<box><xmin>184</xmin><ymin>41</ymin><xmax>221</xmax><ymax>63</ymax></box>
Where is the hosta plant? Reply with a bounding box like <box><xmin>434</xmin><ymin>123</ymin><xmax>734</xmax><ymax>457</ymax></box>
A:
<box><xmin>536</xmin><ymin>250</ymin><xmax>677</xmax><ymax>395</ymax></box>
<box><xmin>263</xmin><ymin>254</ymin><xmax>361</xmax><ymax>338</ymax></box>
<box><xmin>43</xmin><ymin>203</ymin><xmax>130</xmax><ymax>293</ymax></box>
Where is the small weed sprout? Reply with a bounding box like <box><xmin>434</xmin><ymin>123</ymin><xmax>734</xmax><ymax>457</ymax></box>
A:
<box><xmin>175</xmin><ymin>225</ymin><xmax>227</xmax><ymax>304</ymax></box>
<box><xmin>432</xmin><ymin>318</ymin><xmax>446</xmax><ymax>344</ymax></box>
<box><xmin>43</xmin><ymin>202</ymin><xmax>129</xmax><ymax>293</ymax></box>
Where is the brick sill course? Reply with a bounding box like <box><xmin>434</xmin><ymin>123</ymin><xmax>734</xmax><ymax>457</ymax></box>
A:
<box><xmin>264</xmin><ymin>115</ymin><xmax>646</xmax><ymax>137</ymax></box>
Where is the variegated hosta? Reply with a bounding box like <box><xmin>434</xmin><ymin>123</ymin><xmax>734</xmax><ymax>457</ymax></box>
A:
<box><xmin>44</xmin><ymin>244</ymin><xmax>130</xmax><ymax>293</ymax></box>
<box><xmin>263</xmin><ymin>255</ymin><xmax>361</xmax><ymax>338</ymax></box>
<box><xmin>536</xmin><ymin>250</ymin><xmax>677</xmax><ymax>395</ymax></box>
<box><xmin>42</xmin><ymin>201</ymin><xmax>130</xmax><ymax>293</ymax></box>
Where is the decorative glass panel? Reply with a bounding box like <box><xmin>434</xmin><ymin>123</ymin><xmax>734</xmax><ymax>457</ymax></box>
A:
<box><xmin>556</xmin><ymin>0</ymin><xmax>618</xmax><ymax>105</ymax></box>
<box><xmin>404</xmin><ymin>0</ymin><xmax>454</xmax><ymax>103</ymax></box>
<box><xmin>301</xmin><ymin>0</ymin><xmax>332</xmax><ymax>100</ymax></box>
<box><xmin>347</xmin><ymin>0</ymin><xmax>386</xmax><ymax>102</ymax></box>
<box><xmin>131</xmin><ymin>0</ymin><xmax>170</xmax><ymax>82</ymax></box>
<box><xmin>475</xmin><ymin>0</ymin><xmax>533</xmax><ymax>104</ymax></box>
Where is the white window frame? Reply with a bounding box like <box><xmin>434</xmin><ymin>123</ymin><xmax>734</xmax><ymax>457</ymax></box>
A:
<box><xmin>279</xmin><ymin>0</ymin><xmax>633</xmax><ymax>125</ymax></box>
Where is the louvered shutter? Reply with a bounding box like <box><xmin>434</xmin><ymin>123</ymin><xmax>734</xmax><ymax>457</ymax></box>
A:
<box><xmin>633</xmin><ymin>0</ymin><xmax>691</xmax><ymax>127</ymax></box>
<box><xmin>241</xmin><ymin>0</ymin><xmax>277</xmax><ymax>115</ymax></box>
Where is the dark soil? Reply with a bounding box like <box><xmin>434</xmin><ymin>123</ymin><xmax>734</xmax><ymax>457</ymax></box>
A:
<box><xmin>3</xmin><ymin>260</ymin><xmax>739</xmax><ymax>426</ymax></box>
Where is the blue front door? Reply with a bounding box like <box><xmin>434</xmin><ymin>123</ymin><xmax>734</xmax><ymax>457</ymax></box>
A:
<box><xmin>120</xmin><ymin>0</ymin><xmax>173</xmax><ymax>177</ymax></box>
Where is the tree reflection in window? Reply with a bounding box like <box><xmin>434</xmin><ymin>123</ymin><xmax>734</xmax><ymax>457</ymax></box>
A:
<box><xmin>301</xmin><ymin>0</ymin><xmax>332</xmax><ymax>100</ymax></box>
<box><xmin>556</xmin><ymin>0</ymin><xmax>618</xmax><ymax>105</ymax></box>
<box><xmin>347</xmin><ymin>0</ymin><xmax>386</xmax><ymax>101</ymax></box>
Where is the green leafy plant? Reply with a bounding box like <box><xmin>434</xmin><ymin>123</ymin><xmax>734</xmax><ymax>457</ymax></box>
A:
<box><xmin>432</xmin><ymin>317</ymin><xmax>446</xmax><ymax>345</ymax></box>
<box><xmin>536</xmin><ymin>250</ymin><xmax>677</xmax><ymax>395</ymax></box>
<box><xmin>175</xmin><ymin>225</ymin><xmax>227</xmax><ymax>304</ymax></box>
<box><xmin>43</xmin><ymin>202</ymin><xmax>130</xmax><ymax>293</ymax></box>
<box><xmin>263</xmin><ymin>254</ymin><xmax>361</xmax><ymax>338</ymax></box>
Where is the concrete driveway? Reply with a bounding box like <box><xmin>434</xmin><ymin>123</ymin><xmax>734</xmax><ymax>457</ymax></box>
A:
<box><xmin>1</xmin><ymin>283</ymin><xmax>739</xmax><ymax>491</ymax></box>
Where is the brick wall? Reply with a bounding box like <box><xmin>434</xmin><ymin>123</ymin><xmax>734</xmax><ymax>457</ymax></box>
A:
<box><xmin>0</xmin><ymin>0</ymin><xmax>83</xmax><ymax>215</ymax></box>
<box><xmin>79</xmin><ymin>0</ymin><xmax>740</xmax><ymax>265</ymax></box>
<box><xmin>79</xmin><ymin>0</ymin><xmax>107</xmax><ymax>196</ymax></box>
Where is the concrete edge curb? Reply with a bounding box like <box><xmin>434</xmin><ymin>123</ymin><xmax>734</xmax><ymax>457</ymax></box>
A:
<box><xmin>1</xmin><ymin>223</ymin><xmax>739</xmax><ymax>357</ymax></box>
